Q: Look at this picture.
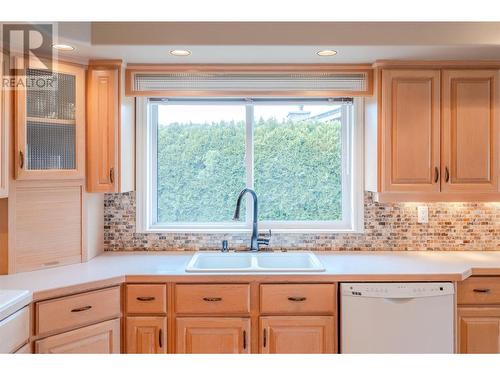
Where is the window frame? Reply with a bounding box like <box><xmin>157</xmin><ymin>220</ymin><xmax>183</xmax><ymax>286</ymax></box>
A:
<box><xmin>136</xmin><ymin>97</ymin><xmax>364</xmax><ymax>233</ymax></box>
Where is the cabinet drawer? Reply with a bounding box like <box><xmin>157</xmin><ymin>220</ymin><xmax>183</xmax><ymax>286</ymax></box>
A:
<box><xmin>175</xmin><ymin>284</ymin><xmax>250</xmax><ymax>315</ymax></box>
<box><xmin>260</xmin><ymin>284</ymin><xmax>336</xmax><ymax>314</ymax></box>
<box><xmin>0</xmin><ymin>307</ymin><xmax>30</xmax><ymax>353</ymax></box>
<box><xmin>36</xmin><ymin>286</ymin><xmax>121</xmax><ymax>336</ymax></box>
<box><xmin>458</xmin><ymin>277</ymin><xmax>500</xmax><ymax>305</ymax></box>
<box><xmin>126</xmin><ymin>284</ymin><xmax>167</xmax><ymax>314</ymax></box>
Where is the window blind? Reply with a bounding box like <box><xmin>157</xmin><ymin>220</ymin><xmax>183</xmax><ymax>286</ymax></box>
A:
<box><xmin>126</xmin><ymin>67</ymin><xmax>372</xmax><ymax>97</ymax></box>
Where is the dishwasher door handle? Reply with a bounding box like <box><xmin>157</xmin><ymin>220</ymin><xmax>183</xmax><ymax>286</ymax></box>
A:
<box><xmin>384</xmin><ymin>297</ymin><xmax>415</xmax><ymax>303</ymax></box>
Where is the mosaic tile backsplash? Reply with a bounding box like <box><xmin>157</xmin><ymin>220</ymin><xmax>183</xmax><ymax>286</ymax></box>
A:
<box><xmin>104</xmin><ymin>192</ymin><xmax>500</xmax><ymax>251</ymax></box>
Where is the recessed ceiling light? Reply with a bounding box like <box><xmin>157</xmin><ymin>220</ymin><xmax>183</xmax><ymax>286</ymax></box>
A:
<box><xmin>317</xmin><ymin>49</ymin><xmax>337</xmax><ymax>56</ymax></box>
<box><xmin>170</xmin><ymin>49</ymin><xmax>191</xmax><ymax>56</ymax></box>
<box><xmin>52</xmin><ymin>44</ymin><xmax>75</xmax><ymax>51</ymax></box>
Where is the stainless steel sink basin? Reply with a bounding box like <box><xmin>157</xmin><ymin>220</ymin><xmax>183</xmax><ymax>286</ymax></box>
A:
<box><xmin>185</xmin><ymin>251</ymin><xmax>325</xmax><ymax>272</ymax></box>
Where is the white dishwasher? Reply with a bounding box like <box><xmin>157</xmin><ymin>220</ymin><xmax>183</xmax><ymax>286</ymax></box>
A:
<box><xmin>340</xmin><ymin>282</ymin><xmax>454</xmax><ymax>353</ymax></box>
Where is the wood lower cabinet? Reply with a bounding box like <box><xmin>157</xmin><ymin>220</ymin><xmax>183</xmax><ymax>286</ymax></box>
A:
<box><xmin>126</xmin><ymin>317</ymin><xmax>166</xmax><ymax>354</ymax></box>
<box><xmin>458</xmin><ymin>307</ymin><xmax>500</xmax><ymax>353</ymax></box>
<box><xmin>35</xmin><ymin>318</ymin><xmax>120</xmax><ymax>354</ymax></box>
<box><xmin>176</xmin><ymin>317</ymin><xmax>250</xmax><ymax>354</ymax></box>
<box><xmin>260</xmin><ymin>316</ymin><xmax>335</xmax><ymax>354</ymax></box>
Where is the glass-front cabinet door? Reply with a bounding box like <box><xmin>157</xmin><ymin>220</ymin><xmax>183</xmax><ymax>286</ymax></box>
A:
<box><xmin>15</xmin><ymin>61</ymin><xmax>85</xmax><ymax>180</ymax></box>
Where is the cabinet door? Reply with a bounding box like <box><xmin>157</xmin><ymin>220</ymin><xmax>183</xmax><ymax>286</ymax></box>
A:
<box><xmin>260</xmin><ymin>316</ymin><xmax>335</xmax><ymax>354</ymax></box>
<box><xmin>14</xmin><ymin>185</ymin><xmax>83</xmax><ymax>272</ymax></box>
<box><xmin>381</xmin><ymin>69</ymin><xmax>441</xmax><ymax>192</ymax></box>
<box><xmin>86</xmin><ymin>65</ymin><xmax>119</xmax><ymax>192</ymax></box>
<box><xmin>0</xmin><ymin>52</ymin><xmax>8</xmax><ymax>197</ymax></box>
<box><xmin>35</xmin><ymin>319</ymin><xmax>120</xmax><ymax>354</ymax></box>
<box><xmin>442</xmin><ymin>70</ymin><xmax>499</xmax><ymax>192</ymax></box>
<box><xmin>176</xmin><ymin>317</ymin><xmax>250</xmax><ymax>354</ymax></box>
<box><xmin>126</xmin><ymin>316</ymin><xmax>167</xmax><ymax>354</ymax></box>
<box><xmin>458</xmin><ymin>307</ymin><xmax>500</xmax><ymax>353</ymax></box>
<box><xmin>15</xmin><ymin>60</ymin><xmax>85</xmax><ymax>180</ymax></box>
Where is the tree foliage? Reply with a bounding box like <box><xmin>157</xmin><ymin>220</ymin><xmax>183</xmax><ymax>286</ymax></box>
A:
<box><xmin>156</xmin><ymin>118</ymin><xmax>342</xmax><ymax>223</ymax></box>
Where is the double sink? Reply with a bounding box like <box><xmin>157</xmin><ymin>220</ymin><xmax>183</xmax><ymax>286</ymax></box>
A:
<box><xmin>186</xmin><ymin>251</ymin><xmax>325</xmax><ymax>273</ymax></box>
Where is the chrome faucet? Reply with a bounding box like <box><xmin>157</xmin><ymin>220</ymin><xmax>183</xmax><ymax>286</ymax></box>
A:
<box><xmin>233</xmin><ymin>188</ymin><xmax>270</xmax><ymax>251</ymax></box>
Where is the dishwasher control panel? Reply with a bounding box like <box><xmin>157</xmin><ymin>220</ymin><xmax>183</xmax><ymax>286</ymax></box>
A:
<box><xmin>341</xmin><ymin>282</ymin><xmax>455</xmax><ymax>298</ymax></box>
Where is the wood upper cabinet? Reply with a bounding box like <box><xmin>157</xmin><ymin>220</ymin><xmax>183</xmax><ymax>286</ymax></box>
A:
<box><xmin>458</xmin><ymin>307</ymin><xmax>500</xmax><ymax>353</ymax></box>
<box><xmin>15</xmin><ymin>60</ymin><xmax>85</xmax><ymax>180</ymax></box>
<box><xmin>126</xmin><ymin>316</ymin><xmax>166</xmax><ymax>354</ymax></box>
<box><xmin>260</xmin><ymin>316</ymin><xmax>335</xmax><ymax>354</ymax></box>
<box><xmin>441</xmin><ymin>70</ymin><xmax>499</xmax><ymax>192</ymax></box>
<box><xmin>86</xmin><ymin>60</ymin><xmax>135</xmax><ymax>193</ymax></box>
<box><xmin>176</xmin><ymin>317</ymin><xmax>250</xmax><ymax>354</ymax></box>
<box><xmin>0</xmin><ymin>52</ymin><xmax>8</xmax><ymax>197</ymax></box>
<box><xmin>35</xmin><ymin>318</ymin><xmax>120</xmax><ymax>354</ymax></box>
<box><xmin>381</xmin><ymin>69</ymin><xmax>441</xmax><ymax>192</ymax></box>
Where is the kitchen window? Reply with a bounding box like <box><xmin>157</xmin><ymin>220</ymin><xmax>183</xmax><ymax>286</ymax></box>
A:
<box><xmin>136</xmin><ymin>98</ymin><xmax>363</xmax><ymax>233</ymax></box>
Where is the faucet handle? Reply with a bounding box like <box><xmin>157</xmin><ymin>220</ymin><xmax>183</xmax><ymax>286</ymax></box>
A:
<box><xmin>257</xmin><ymin>229</ymin><xmax>272</xmax><ymax>246</ymax></box>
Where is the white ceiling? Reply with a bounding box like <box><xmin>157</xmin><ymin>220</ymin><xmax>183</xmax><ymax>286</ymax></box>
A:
<box><xmin>52</xmin><ymin>22</ymin><xmax>500</xmax><ymax>64</ymax></box>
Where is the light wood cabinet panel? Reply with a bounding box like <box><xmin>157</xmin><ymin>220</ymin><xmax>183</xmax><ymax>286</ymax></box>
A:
<box><xmin>175</xmin><ymin>284</ymin><xmax>250</xmax><ymax>315</ymax></box>
<box><xmin>442</xmin><ymin>70</ymin><xmax>499</xmax><ymax>192</ymax></box>
<box><xmin>35</xmin><ymin>318</ymin><xmax>120</xmax><ymax>354</ymax></box>
<box><xmin>381</xmin><ymin>69</ymin><xmax>441</xmax><ymax>192</ymax></box>
<box><xmin>86</xmin><ymin>60</ymin><xmax>135</xmax><ymax>193</ymax></box>
<box><xmin>126</xmin><ymin>316</ymin><xmax>166</xmax><ymax>354</ymax></box>
<box><xmin>458</xmin><ymin>307</ymin><xmax>500</xmax><ymax>353</ymax></box>
<box><xmin>125</xmin><ymin>284</ymin><xmax>167</xmax><ymax>314</ymax></box>
<box><xmin>36</xmin><ymin>286</ymin><xmax>121</xmax><ymax>336</ymax></box>
<box><xmin>260</xmin><ymin>316</ymin><xmax>335</xmax><ymax>354</ymax></box>
<box><xmin>0</xmin><ymin>52</ymin><xmax>8</xmax><ymax>198</ymax></box>
<box><xmin>457</xmin><ymin>276</ymin><xmax>500</xmax><ymax>305</ymax></box>
<box><xmin>260</xmin><ymin>284</ymin><xmax>336</xmax><ymax>315</ymax></box>
<box><xmin>176</xmin><ymin>317</ymin><xmax>250</xmax><ymax>354</ymax></box>
<box><xmin>15</xmin><ymin>60</ymin><xmax>85</xmax><ymax>180</ymax></box>
<box><xmin>13</xmin><ymin>184</ymin><xmax>83</xmax><ymax>272</ymax></box>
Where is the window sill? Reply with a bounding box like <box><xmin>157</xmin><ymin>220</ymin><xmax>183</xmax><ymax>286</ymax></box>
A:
<box><xmin>138</xmin><ymin>227</ymin><xmax>364</xmax><ymax>234</ymax></box>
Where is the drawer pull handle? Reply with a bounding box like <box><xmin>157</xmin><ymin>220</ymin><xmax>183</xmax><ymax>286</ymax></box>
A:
<box><xmin>473</xmin><ymin>288</ymin><xmax>491</xmax><ymax>293</ymax></box>
<box><xmin>445</xmin><ymin>167</ymin><xmax>450</xmax><ymax>183</ymax></box>
<box><xmin>159</xmin><ymin>329</ymin><xmax>163</xmax><ymax>348</ymax></box>
<box><xmin>203</xmin><ymin>297</ymin><xmax>222</xmax><ymax>302</ymax></box>
<box><xmin>288</xmin><ymin>296</ymin><xmax>307</xmax><ymax>302</ymax></box>
<box><xmin>434</xmin><ymin>167</ymin><xmax>439</xmax><ymax>183</ymax></box>
<box><xmin>137</xmin><ymin>296</ymin><xmax>156</xmax><ymax>302</ymax></box>
<box><xmin>263</xmin><ymin>328</ymin><xmax>267</xmax><ymax>348</ymax></box>
<box><xmin>243</xmin><ymin>330</ymin><xmax>247</xmax><ymax>350</ymax></box>
<box><xmin>71</xmin><ymin>305</ymin><xmax>92</xmax><ymax>313</ymax></box>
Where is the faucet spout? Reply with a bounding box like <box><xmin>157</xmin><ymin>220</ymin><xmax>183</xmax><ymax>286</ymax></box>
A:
<box><xmin>233</xmin><ymin>188</ymin><xmax>259</xmax><ymax>251</ymax></box>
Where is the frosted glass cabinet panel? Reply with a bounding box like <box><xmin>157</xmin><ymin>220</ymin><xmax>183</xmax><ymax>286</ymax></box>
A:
<box><xmin>15</xmin><ymin>61</ymin><xmax>85</xmax><ymax>180</ymax></box>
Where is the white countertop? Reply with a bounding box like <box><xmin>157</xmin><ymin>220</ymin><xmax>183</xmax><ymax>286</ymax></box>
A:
<box><xmin>0</xmin><ymin>289</ymin><xmax>32</xmax><ymax>321</ymax></box>
<box><xmin>1</xmin><ymin>251</ymin><xmax>500</xmax><ymax>301</ymax></box>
